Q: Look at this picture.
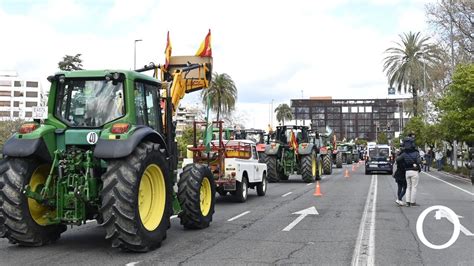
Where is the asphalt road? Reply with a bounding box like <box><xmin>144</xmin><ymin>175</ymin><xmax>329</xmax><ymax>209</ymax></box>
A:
<box><xmin>0</xmin><ymin>163</ymin><xmax>472</xmax><ymax>265</ymax></box>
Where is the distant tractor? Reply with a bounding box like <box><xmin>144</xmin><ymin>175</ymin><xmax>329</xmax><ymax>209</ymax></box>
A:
<box><xmin>309</xmin><ymin>130</ymin><xmax>332</xmax><ymax>175</ymax></box>
<box><xmin>320</xmin><ymin>128</ymin><xmax>343</xmax><ymax>168</ymax></box>
<box><xmin>337</xmin><ymin>142</ymin><xmax>359</xmax><ymax>164</ymax></box>
<box><xmin>0</xmin><ymin>51</ymin><xmax>216</xmax><ymax>251</ymax></box>
<box><xmin>264</xmin><ymin>125</ymin><xmax>322</xmax><ymax>183</ymax></box>
<box><xmin>183</xmin><ymin>121</ymin><xmax>267</xmax><ymax>202</ymax></box>
<box><xmin>235</xmin><ymin>129</ymin><xmax>266</xmax><ymax>160</ymax></box>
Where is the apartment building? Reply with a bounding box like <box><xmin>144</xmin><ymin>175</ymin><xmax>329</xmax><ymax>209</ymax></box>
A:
<box><xmin>0</xmin><ymin>71</ymin><xmax>45</xmax><ymax>121</ymax></box>
<box><xmin>175</xmin><ymin>105</ymin><xmax>201</xmax><ymax>137</ymax></box>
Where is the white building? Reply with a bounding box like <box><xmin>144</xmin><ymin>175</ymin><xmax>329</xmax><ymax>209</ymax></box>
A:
<box><xmin>176</xmin><ymin>105</ymin><xmax>202</xmax><ymax>137</ymax></box>
<box><xmin>0</xmin><ymin>71</ymin><xmax>46</xmax><ymax>121</ymax></box>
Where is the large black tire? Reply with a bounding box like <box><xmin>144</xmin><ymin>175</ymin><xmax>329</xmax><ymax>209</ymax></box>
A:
<box><xmin>178</xmin><ymin>164</ymin><xmax>216</xmax><ymax>229</ymax></box>
<box><xmin>0</xmin><ymin>157</ymin><xmax>66</xmax><ymax>246</ymax></box>
<box><xmin>100</xmin><ymin>141</ymin><xmax>172</xmax><ymax>252</ymax></box>
<box><xmin>234</xmin><ymin>176</ymin><xmax>248</xmax><ymax>202</ymax></box>
<box><xmin>322</xmin><ymin>155</ymin><xmax>332</xmax><ymax>175</ymax></box>
<box><xmin>300</xmin><ymin>151</ymin><xmax>316</xmax><ymax>183</ymax></box>
<box><xmin>256</xmin><ymin>172</ymin><xmax>267</xmax><ymax>196</ymax></box>
<box><xmin>336</xmin><ymin>152</ymin><xmax>343</xmax><ymax>168</ymax></box>
<box><xmin>264</xmin><ymin>155</ymin><xmax>280</xmax><ymax>183</ymax></box>
<box><xmin>346</xmin><ymin>154</ymin><xmax>352</xmax><ymax>164</ymax></box>
<box><xmin>0</xmin><ymin>159</ymin><xmax>6</xmax><ymax>238</ymax></box>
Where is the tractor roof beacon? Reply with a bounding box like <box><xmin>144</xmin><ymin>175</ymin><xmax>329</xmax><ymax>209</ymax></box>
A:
<box><xmin>0</xmin><ymin>52</ymin><xmax>215</xmax><ymax>252</ymax></box>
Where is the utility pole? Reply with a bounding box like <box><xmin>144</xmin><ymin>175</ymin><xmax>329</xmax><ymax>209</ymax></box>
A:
<box><xmin>449</xmin><ymin>4</ymin><xmax>458</xmax><ymax>170</ymax></box>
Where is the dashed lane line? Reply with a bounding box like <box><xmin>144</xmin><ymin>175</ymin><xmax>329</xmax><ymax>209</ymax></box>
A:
<box><xmin>227</xmin><ymin>211</ymin><xmax>251</xmax><ymax>222</ymax></box>
<box><xmin>282</xmin><ymin>192</ymin><xmax>293</xmax><ymax>197</ymax></box>
<box><xmin>352</xmin><ymin>174</ymin><xmax>378</xmax><ymax>266</ymax></box>
<box><xmin>125</xmin><ymin>261</ymin><xmax>140</xmax><ymax>266</ymax></box>
<box><xmin>171</xmin><ymin>215</ymin><xmax>178</xmax><ymax>219</ymax></box>
<box><xmin>423</xmin><ymin>172</ymin><xmax>473</xmax><ymax>196</ymax></box>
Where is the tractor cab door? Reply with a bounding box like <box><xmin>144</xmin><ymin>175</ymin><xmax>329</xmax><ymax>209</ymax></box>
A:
<box><xmin>134</xmin><ymin>81</ymin><xmax>162</xmax><ymax>133</ymax></box>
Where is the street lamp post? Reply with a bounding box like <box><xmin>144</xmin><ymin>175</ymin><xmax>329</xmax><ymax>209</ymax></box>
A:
<box><xmin>134</xmin><ymin>39</ymin><xmax>143</xmax><ymax>70</ymax></box>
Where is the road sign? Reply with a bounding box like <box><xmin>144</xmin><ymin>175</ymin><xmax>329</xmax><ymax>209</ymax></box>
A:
<box><xmin>32</xmin><ymin>106</ymin><xmax>47</xmax><ymax>119</ymax></box>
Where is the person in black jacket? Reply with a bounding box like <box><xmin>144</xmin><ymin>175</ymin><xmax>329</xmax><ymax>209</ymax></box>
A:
<box><xmin>399</xmin><ymin>137</ymin><xmax>422</xmax><ymax>207</ymax></box>
<box><xmin>394</xmin><ymin>151</ymin><xmax>407</xmax><ymax>206</ymax></box>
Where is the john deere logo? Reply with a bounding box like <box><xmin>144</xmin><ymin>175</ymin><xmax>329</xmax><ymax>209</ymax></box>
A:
<box><xmin>87</xmin><ymin>132</ymin><xmax>98</xmax><ymax>145</ymax></box>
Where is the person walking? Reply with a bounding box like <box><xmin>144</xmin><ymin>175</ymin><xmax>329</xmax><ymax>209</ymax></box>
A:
<box><xmin>394</xmin><ymin>151</ymin><xmax>407</xmax><ymax>206</ymax></box>
<box><xmin>435</xmin><ymin>150</ymin><xmax>443</xmax><ymax>171</ymax></box>
<box><xmin>425</xmin><ymin>149</ymin><xmax>433</xmax><ymax>171</ymax></box>
<box><xmin>399</xmin><ymin>138</ymin><xmax>422</xmax><ymax>207</ymax></box>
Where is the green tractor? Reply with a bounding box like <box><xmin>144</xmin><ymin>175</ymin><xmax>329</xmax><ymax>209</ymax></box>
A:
<box><xmin>309</xmin><ymin>130</ymin><xmax>333</xmax><ymax>175</ymax></box>
<box><xmin>0</xmin><ymin>54</ymin><xmax>216</xmax><ymax>251</ymax></box>
<box><xmin>337</xmin><ymin>142</ymin><xmax>359</xmax><ymax>164</ymax></box>
<box><xmin>263</xmin><ymin>125</ymin><xmax>322</xmax><ymax>183</ymax></box>
<box><xmin>320</xmin><ymin>127</ymin><xmax>343</xmax><ymax>169</ymax></box>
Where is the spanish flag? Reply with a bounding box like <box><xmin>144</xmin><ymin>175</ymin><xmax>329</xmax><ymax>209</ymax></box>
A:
<box><xmin>164</xmin><ymin>31</ymin><xmax>172</xmax><ymax>69</ymax></box>
<box><xmin>290</xmin><ymin>130</ymin><xmax>298</xmax><ymax>154</ymax></box>
<box><xmin>195</xmin><ymin>29</ymin><xmax>212</xmax><ymax>57</ymax></box>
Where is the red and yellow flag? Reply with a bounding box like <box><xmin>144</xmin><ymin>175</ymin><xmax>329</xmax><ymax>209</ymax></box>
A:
<box><xmin>290</xmin><ymin>130</ymin><xmax>298</xmax><ymax>154</ymax></box>
<box><xmin>164</xmin><ymin>31</ymin><xmax>172</xmax><ymax>69</ymax></box>
<box><xmin>195</xmin><ymin>29</ymin><xmax>212</xmax><ymax>57</ymax></box>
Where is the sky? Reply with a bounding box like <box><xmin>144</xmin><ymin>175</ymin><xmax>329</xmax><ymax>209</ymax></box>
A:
<box><xmin>0</xmin><ymin>0</ymin><xmax>435</xmax><ymax>129</ymax></box>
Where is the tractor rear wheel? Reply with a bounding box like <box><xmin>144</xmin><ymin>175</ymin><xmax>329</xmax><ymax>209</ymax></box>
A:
<box><xmin>178</xmin><ymin>164</ymin><xmax>216</xmax><ymax>229</ymax></box>
<box><xmin>100</xmin><ymin>141</ymin><xmax>172</xmax><ymax>252</ymax></box>
<box><xmin>0</xmin><ymin>159</ymin><xmax>6</xmax><ymax>238</ymax></box>
<box><xmin>336</xmin><ymin>152</ymin><xmax>343</xmax><ymax>168</ymax></box>
<box><xmin>300</xmin><ymin>151</ymin><xmax>316</xmax><ymax>183</ymax></box>
<box><xmin>0</xmin><ymin>157</ymin><xmax>65</xmax><ymax>246</ymax></box>
<box><xmin>322</xmin><ymin>155</ymin><xmax>332</xmax><ymax>175</ymax></box>
<box><xmin>264</xmin><ymin>155</ymin><xmax>280</xmax><ymax>183</ymax></box>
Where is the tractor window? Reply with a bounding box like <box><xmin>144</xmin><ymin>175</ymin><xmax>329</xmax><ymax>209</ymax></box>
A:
<box><xmin>252</xmin><ymin>146</ymin><xmax>258</xmax><ymax>160</ymax></box>
<box><xmin>55</xmin><ymin>79</ymin><xmax>124</xmax><ymax>127</ymax></box>
<box><xmin>135</xmin><ymin>82</ymin><xmax>160</xmax><ymax>130</ymax></box>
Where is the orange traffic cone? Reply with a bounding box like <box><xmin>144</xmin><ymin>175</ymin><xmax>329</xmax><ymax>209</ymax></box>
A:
<box><xmin>313</xmin><ymin>181</ymin><xmax>323</xmax><ymax>197</ymax></box>
<box><xmin>344</xmin><ymin>168</ymin><xmax>350</xmax><ymax>178</ymax></box>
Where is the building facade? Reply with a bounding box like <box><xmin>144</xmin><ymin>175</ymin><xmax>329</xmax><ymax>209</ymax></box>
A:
<box><xmin>291</xmin><ymin>97</ymin><xmax>410</xmax><ymax>141</ymax></box>
<box><xmin>0</xmin><ymin>71</ymin><xmax>45</xmax><ymax>121</ymax></box>
<box><xmin>175</xmin><ymin>105</ymin><xmax>201</xmax><ymax>137</ymax></box>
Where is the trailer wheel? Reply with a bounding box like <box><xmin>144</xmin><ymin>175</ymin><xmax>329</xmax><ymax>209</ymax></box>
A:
<box><xmin>322</xmin><ymin>155</ymin><xmax>332</xmax><ymax>175</ymax></box>
<box><xmin>264</xmin><ymin>155</ymin><xmax>280</xmax><ymax>183</ymax></box>
<box><xmin>100</xmin><ymin>141</ymin><xmax>172</xmax><ymax>252</ymax></box>
<box><xmin>300</xmin><ymin>151</ymin><xmax>316</xmax><ymax>183</ymax></box>
<box><xmin>0</xmin><ymin>157</ymin><xmax>65</xmax><ymax>246</ymax></box>
<box><xmin>178</xmin><ymin>164</ymin><xmax>216</xmax><ymax>229</ymax></box>
<box><xmin>256</xmin><ymin>172</ymin><xmax>267</xmax><ymax>196</ymax></box>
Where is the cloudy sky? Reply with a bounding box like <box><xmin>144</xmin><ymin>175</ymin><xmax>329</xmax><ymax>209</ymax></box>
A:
<box><xmin>0</xmin><ymin>0</ymin><xmax>434</xmax><ymax>128</ymax></box>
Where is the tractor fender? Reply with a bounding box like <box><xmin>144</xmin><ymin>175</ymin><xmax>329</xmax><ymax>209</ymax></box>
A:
<box><xmin>2</xmin><ymin>136</ymin><xmax>51</xmax><ymax>162</ymax></box>
<box><xmin>298</xmin><ymin>143</ymin><xmax>314</xmax><ymax>155</ymax></box>
<box><xmin>264</xmin><ymin>143</ymin><xmax>280</xmax><ymax>155</ymax></box>
<box><xmin>94</xmin><ymin>126</ymin><xmax>168</xmax><ymax>159</ymax></box>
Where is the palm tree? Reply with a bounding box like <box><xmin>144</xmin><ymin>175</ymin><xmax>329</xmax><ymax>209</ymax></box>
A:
<box><xmin>383</xmin><ymin>31</ymin><xmax>443</xmax><ymax>117</ymax></box>
<box><xmin>275</xmin><ymin>104</ymin><xmax>293</xmax><ymax>125</ymax></box>
<box><xmin>201</xmin><ymin>72</ymin><xmax>237</xmax><ymax>122</ymax></box>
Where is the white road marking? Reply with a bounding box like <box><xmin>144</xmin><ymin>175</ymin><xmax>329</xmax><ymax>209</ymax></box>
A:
<box><xmin>436</xmin><ymin>171</ymin><xmax>471</xmax><ymax>183</ymax></box>
<box><xmin>170</xmin><ymin>215</ymin><xmax>178</xmax><ymax>219</ymax></box>
<box><xmin>282</xmin><ymin>206</ymin><xmax>319</xmax><ymax>231</ymax></box>
<box><xmin>423</xmin><ymin>172</ymin><xmax>473</xmax><ymax>196</ymax></box>
<box><xmin>352</xmin><ymin>174</ymin><xmax>378</xmax><ymax>266</ymax></box>
<box><xmin>227</xmin><ymin>211</ymin><xmax>250</xmax><ymax>222</ymax></box>
<box><xmin>85</xmin><ymin>219</ymin><xmax>96</xmax><ymax>224</ymax></box>
<box><xmin>282</xmin><ymin>192</ymin><xmax>293</xmax><ymax>197</ymax></box>
<box><xmin>126</xmin><ymin>261</ymin><xmax>140</xmax><ymax>266</ymax></box>
<box><xmin>437</xmin><ymin>210</ymin><xmax>474</xmax><ymax>237</ymax></box>
<box><xmin>306</xmin><ymin>183</ymin><xmax>313</xmax><ymax>186</ymax></box>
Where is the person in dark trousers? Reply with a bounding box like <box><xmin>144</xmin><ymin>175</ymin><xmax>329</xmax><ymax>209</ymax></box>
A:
<box><xmin>424</xmin><ymin>149</ymin><xmax>433</xmax><ymax>171</ymax></box>
<box><xmin>399</xmin><ymin>136</ymin><xmax>422</xmax><ymax>207</ymax></box>
<box><xmin>394</xmin><ymin>151</ymin><xmax>407</xmax><ymax>206</ymax></box>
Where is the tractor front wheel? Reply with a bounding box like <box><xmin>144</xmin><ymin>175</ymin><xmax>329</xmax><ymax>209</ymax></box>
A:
<box><xmin>336</xmin><ymin>152</ymin><xmax>343</xmax><ymax>168</ymax></box>
<box><xmin>322</xmin><ymin>155</ymin><xmax>332</xmax><ymax>175</ymax></box>
<box><xmin>0</xmin><ymin>157</ymin><xmax>65</xmax><ymax>246</ymax></box>
<box><xmin>300</xmin><ymin>151</ymin><xmax>316</xmax><ymax>183</ymax></box>
<box><xmin>178</xmin><ymin>164</ymin><xmax>216</xmax><ymax>229</ymax></box>
<box><xmin>100</xmin><ymin>141</ymin><xmax>172</xmax><ymax>252</ymax></box>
